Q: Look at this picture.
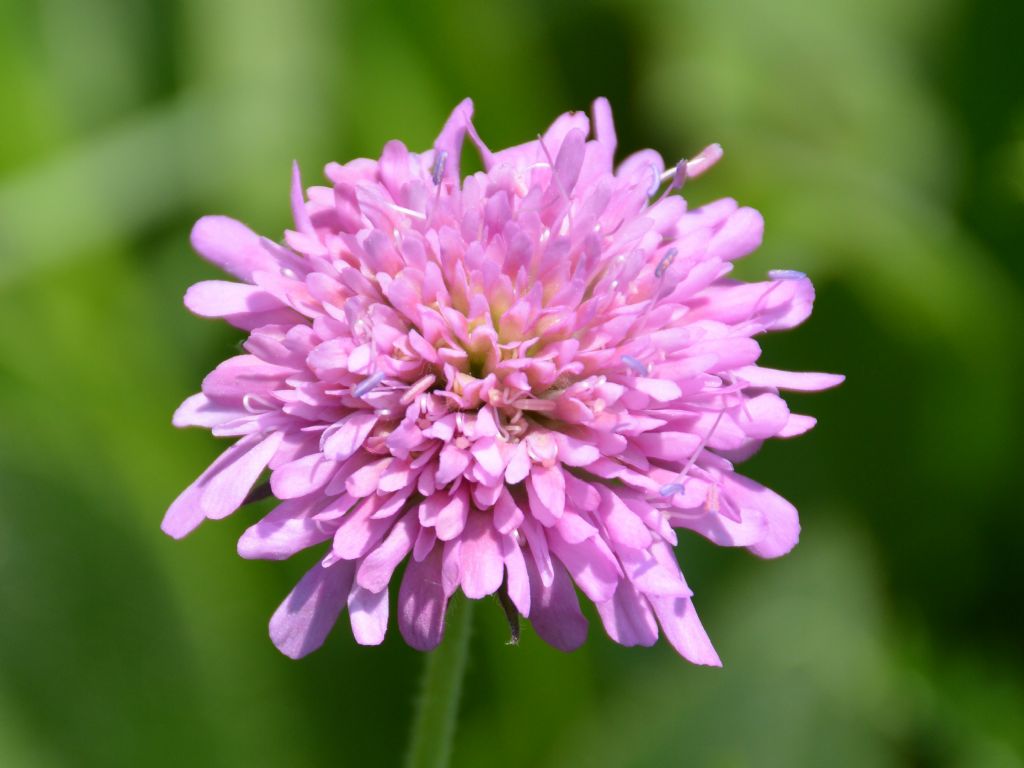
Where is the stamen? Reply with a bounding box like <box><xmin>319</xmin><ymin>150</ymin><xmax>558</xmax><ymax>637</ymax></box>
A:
<box><xmin>538</xmin><ymin>134</ymin><xmax>574</xmax><ymax>229</ymax></box>
<box><xmin>352</xmin><ymin>371</ymin><xmax>385</xmax><ymax>398</ymax></box>
<box><xmin>621</xmin><ymin>355</ymin><xmax>648</xmax><ymax>376</ymax></box>
<box><xmin>654</xmin><ymin>247</ymin><xmax>678</xmax><ymax>278</ymax></box>
<box><xmin>768</xmin><ymin>269</ymin><xmax>806</xmax><ymax>280</ymax></box>
<box><xmin>242</xmin><ymin>394</ymin><xmax>274</xmax><ymax>413</ymax></box>
<box><xmin>400</xmin><ymin>374</ymin><xmax>436</xmax><ymax>405</ymax></box>
<box><xmin>657</xmin><ymin>406</ymin><xmax>727</xmax><ymax>497</ymax></box>
<box><xmin>431</xmin><ymin>150</ymin><xmax>448</xmax><ymax>185</ymax></box>
<box><xmin>658</xmin><ymin>159</ymin><xmax>688</xmax><ymax>197</ymax></box>
<box><xmin>385</xmin><ymin>202</ymin><xmax>426</xmax><ymax>221</ymax></box>
<box><xmin>659</xmin><ymin>483</ymin><xmax>685</xmax><ymax>497</ymax></box>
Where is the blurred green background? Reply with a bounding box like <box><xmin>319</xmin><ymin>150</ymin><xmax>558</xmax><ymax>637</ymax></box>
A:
<box><xmin>1</xmin><ymin>0</ymin><xmax>1022</xmax><ymax>765</ymax></box>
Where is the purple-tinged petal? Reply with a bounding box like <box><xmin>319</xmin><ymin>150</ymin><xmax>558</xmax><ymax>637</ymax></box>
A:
<box><xmin>525</xmin><ymin>556</ymin><xmax>588</xmax><ymax>651</ymax></box>
<box><xmin>596</xmin><ymin>580</ymin><xmax>659</xmax><ymax>647</ymax></box>
<box><xmin>398</xmin><ymin>547</ymin><xmax>448</xmax><ymax>651</ymax></box>
<box><xmin>269</xmin><ymin>559</ymin><xmax>355</xmax><ymax>659</ymax></box>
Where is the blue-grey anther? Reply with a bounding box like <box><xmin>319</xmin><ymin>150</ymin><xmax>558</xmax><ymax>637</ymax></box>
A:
<box><xmin>621</xmin><ymin>355</ymin><xmax>649</xmax><ymax>375</ymax></box>
<box><xmin>353</xmin><ymin>371</ymin><xmax>385</xmax><ymax>398</ymax></box>
<box><xmin>655</xmin><ymin>248</ymin><xmax>678</xmax><ymax>278</ymax></box>
<box><xmin>431</xmin><ymin>151</ymin><xmax>448</xmax><ymax>185</ymax></box>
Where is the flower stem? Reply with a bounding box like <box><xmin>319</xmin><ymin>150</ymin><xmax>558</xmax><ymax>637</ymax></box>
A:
<box><xmin>404</xmin><ymin>597</ymin><xmax>473</xmax><ymax>768</ymax></box>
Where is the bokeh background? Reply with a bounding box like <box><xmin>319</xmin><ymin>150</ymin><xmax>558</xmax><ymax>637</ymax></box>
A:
<box><xmin>1</xmin><ymin>0</ymin><xmax>1022</xmax><ymax>765</ymax></box>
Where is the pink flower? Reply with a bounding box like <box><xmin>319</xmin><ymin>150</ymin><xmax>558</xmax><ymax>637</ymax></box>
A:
<box><xmin>163</xmin><ymin>99</ymin><xmax>842</xmax><ymax>663</ymax></box>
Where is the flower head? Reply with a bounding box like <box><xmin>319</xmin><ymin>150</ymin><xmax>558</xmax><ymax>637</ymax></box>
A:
<box><xmin>164</xmin><ymin>99</ymin><xmax>842</xmax><ymax>663</ymax></box>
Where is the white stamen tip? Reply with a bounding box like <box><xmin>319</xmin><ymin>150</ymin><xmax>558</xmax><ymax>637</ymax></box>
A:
<box><xmin>659</xmin><ymin>483</ymin><xmax>684</xmax><ymax>497</ymax></box>
<box><xmin>768</xmin><ymin>269</ymin><xmax>806</xmax><ymax>280</ymax></box>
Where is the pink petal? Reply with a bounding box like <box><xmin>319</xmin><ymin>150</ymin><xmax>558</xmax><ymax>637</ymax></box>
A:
<box><xmin>436</xmin><ymin>444</ymin><xmax>472</xmax><ymax>485</ymax></box>
<box><xmin>649</xmin><ymin>596</ymin><xmax>721</xmax><ymax>666</ymax></box>
<box><xmin>504</xmin><ymin>539</ymin><xmax>531</xmax><ymax>617</ymax></box>
<box><xmin>347</xmin><ymin>584</ymin><xmax>389</xmax><ymax>646</ymax></box>
<box><xmin>525</xmin><ymin>556</ymin><xmax>587</xmax><ymax>652</ymax></box>
<box><xmin>547</xmin><ymin>529</ymin><xmax>621</xmax><ymax>603</ymax></box>
<box><xmin>706</xmin><ymin>206</ymin><xmax>763</xmax><ymax>262</ymax></box>
<box><xmin>633</xmin><ymin>377</ymin><xmax>682</xmax><ymax>402</ymax></box>
<box><xmin>270</xmin><ymin>453</ymin><xmax>337</xmax><ymax>499</ymax></box>
<box><xmin>735</xmin><ymin>366</ymin><xmax>845</xmax><ymax>391</ymax></box>
<box><xmin>596</xmin><ymin>580</ymin><xmax>659</xmax><ymax>647</ymax></box>
<box><xmin>322</xmin><ymin>412</ymin><xmax>378</xmax><ymax>461</ymax></box>
<box><xmin>184</xmin><ymin>281</ymin><xmax>294</xmax><ymax>329</ymax></box>
<box><xmin>459</xmin><ymin>514</ymin><xmax>504</xmax><ymax>598</ymax></box>
<box><xmin>526</xmin><ymin>465</ymin><xmax>565</xmax><ymax>525</ymax></box>
<box><xmin>238</xmin><ymin>495</ymin><xmax>350</xmax><ymax>560</ymax></box>
<box><xmin>493</xmin><ymin>488</ymin><xmax>524</xmax><ymax>535</ymax></box>
<box><xmin>269</xmin><ymin>559</ymin><xmax>355</xmax><ymax>659</ymax></box>
<box><xmin>435</xmin><ymin>486</ymin><xmax>470</xmax><ymax>541</ymax></box>
<box><xmin>356</xmin><ymin>511</ymin><xmax>418</xmax><ymax>592</ymax></box>
<box><xmin>172</xmin><ymin>393</ymin><xmax>245</xmax><ymax>429</ymax></box>
<box><xmin>724</xmin><ymin>473</ymin><xmax>800</xmax><ymax>558</ymax></box>
<box><xmin>398</xmin><ymin>547</ymin><xmax>448</xmax><ymax>651</ymax></box>
<box><xmin>198</xmin><ymin>431</ymin><xmax>283</xmax><ymax>520</ymax></box>
<box><xmin>190</xmin><ymin>215</ymin><xmax>278</xmax><ymax>281</ymax></box>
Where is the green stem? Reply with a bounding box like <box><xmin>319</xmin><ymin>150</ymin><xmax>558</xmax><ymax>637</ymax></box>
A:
<box><xmin>404</xmin><ymin>597</ymin><xmax>474</xmax><ymax>768</ymax></box>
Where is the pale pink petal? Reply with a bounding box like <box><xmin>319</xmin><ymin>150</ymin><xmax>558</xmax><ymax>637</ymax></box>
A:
<box><xmin>348</xmin><ymin>584</ymin><xmax>389</xmax><ymax>646</ymax></box>
<box><xmin>649</xmin><ymin>596</ymin><xmax>721</xmax><ymax>666</ymax></box>
<box><xmin>190</xmin><ymin>215</ymin><xmax>278</xmax><ymax>281</ymax></box>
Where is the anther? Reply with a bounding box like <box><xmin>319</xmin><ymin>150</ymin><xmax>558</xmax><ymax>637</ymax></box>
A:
<box><xmin>400</xmin><ymin>374</ymin><xmax>436</xmax><ymax>405</ymax></box>
<box><xmin>352</xmin><ymin>371</ymin><xmax>385</xmax><ymax>398</ymax></box>
<box><xmin>654</xmin><ymin>247</ymin><xmax>678</xmax><ymax>278</ymax></box>
<box><xmin>621</xmin><ymin>355</ymin><xmax>648</xmax><ymax>376</ymax></box>
<box><xmin>431</xmin><ymin>151</ymin><xmax>447</xmax><ymax>185</ymax></box>
<box><xmin>659</xmin><ymin>483</ymin><xmax>685</xmax><ymax>497</ymax></box>
<box><xmin>768</xmin><ymin>269</ymin><xmax>806</xmax><ymax>280</ymax></box>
